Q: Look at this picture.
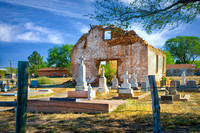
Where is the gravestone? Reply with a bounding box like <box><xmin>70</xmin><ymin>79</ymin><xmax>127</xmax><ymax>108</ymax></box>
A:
<box><xmin>144</xmin><ymin>76</ymin><xmax>149</xmax><ymax>90</ymax></box>
<box><xmin>111</xmin><ymin>76</ymin><xmax>120</xmax><ymax>89</ymax></box>
<box><xmin>118</xmin><ymin>71</ymin><xmax>133</xmax><ymax>98</ymax></box>
<box><xmin>187</xmin><ymin>80</ymin><xmax>197</xmax><ymax>88</ymax></box>
<box><xmin>174</xmin><ymin>80</ymin><xmax>180</xmax><ymax>89</ymax></box>
<box><xmin>75</xmin><ymin>56</ymin><xmax>88</xmax><ymax>91</ymax></box>
<box><xmin>130</xmin><ymin>73</ymin><xmax>138</xmax><ymax>90</ymax></box>
<box><xmin>141</xmin><ymin>82</ymin><xmax>147</xmax><ymax>92</ymax></box>
<box><xmin>0</xmin><ymin>80</ymin><xmax>3</xmax><ymax>92</ymax></box>
<box><xmin>88</xmin><ymin>84</ymin><xmax>92</xmax><ymax>100</ymax></box>
<box><xmin>169</xmin><ymin>80</ymin><xmax>177</xmax><ymax>95</ymax></box>
<box><xmin>181</xmin><ymin>71</ymin><xmax>186</xmax><ymax>85</ymax></box>
<box><xmin>97</xmin><ymin>67</ymin><xmax>109</xmax><ymax>93</ymax></box>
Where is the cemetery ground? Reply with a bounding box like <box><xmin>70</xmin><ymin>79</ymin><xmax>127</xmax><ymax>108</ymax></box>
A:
<box><xmin>0</xmin><ymin>77</ymin><xmax>200</xmax><ymax>132</ymax></box>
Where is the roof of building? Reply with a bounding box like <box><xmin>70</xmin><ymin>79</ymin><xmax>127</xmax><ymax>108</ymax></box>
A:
<box><xmin>38</xmin><ymin>68</ymin><xmax>69</xmax><ymax>71</ymax></box>
<box><xmin>166</xmin><ymin>64</ymin><xmax>195</xmax><ymax>69</ymax></box>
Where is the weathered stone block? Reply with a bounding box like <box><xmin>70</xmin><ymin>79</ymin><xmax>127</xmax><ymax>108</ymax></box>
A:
<box><xmin>68</xmin><ymin>91</ymin><xmax>96</xmax><ymax>98</ymax></box>
<box><xmin>161</xmin><ymin>95</ymin><xmax>173</xmax><ymax>101</ymax></box>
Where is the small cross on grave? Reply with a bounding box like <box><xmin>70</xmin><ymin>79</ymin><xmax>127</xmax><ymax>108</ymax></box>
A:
<box><xmin>122</xmin><ymin>71</ymin><xmax>130</xmax><ymax>84</ymax></box>
<box><xmin>79</xmin><ymin>56</ymin><xmax>84</xmax><ymax>64</ymax></box>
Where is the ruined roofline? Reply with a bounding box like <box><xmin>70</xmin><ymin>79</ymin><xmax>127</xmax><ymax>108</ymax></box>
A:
<box><xmin>73</xmin><ymin>25</ymin><xmax>166</xmax><ymax>55</ymax></box>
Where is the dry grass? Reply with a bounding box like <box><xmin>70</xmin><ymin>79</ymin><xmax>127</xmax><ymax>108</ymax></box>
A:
<box><xmin>0</xmin><ymin>91</ymin><xmax>199</xmax><ymax>132</ymax></box>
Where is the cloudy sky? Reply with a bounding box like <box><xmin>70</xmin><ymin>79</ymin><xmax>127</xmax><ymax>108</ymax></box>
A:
<box><xmin>0</xmin><ymin>0</ymin><xmax>199</xmax><ymax>67</ymax></box>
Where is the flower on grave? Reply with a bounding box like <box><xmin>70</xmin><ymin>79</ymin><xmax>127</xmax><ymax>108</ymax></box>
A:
<box><xmin>161</xmin><ymin>75</ymin><xmax>167</xmax><ymax>81</ymax></box>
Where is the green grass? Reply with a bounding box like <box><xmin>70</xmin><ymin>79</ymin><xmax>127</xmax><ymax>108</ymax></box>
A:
<box><xmin>0</xmin><ymin>91</ymin><xmax>199</xmax><ymax>132</ymax></box>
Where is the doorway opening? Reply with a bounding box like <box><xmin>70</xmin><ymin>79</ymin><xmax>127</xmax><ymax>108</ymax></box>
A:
<box><xmin>99</xmin><ymin>60</ymin><xmax>118</xmax><ymax>83</ymax></box>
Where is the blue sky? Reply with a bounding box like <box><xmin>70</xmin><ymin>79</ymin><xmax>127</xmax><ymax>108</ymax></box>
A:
<box><xmin>0</xmin><ymin>0</ymin><xmax>200</xmax><ymax>68</ymax></box>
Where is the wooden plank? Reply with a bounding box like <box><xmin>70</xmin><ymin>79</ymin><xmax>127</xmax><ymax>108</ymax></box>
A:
<box><xmin>27</xmin><ymin>100</ymin><xmax>110</xmax><ymax>113</ymax></box>
<box><xmin>148</xmin><ymin>75</ymin><xmax>161</xmax><ymax>133</ymax></box>
<box><xmin>16</xmin><ymin>61</ymin><xmax>29</xmax><ymax>133</ymax></box>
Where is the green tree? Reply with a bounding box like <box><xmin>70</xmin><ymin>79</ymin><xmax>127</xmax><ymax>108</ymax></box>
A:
<box><xmin>28</xmin><ymin>51</ymin><xmax>46</xmax><ymax>76</ymax></box>
<box><xmin>0</xmin><ymin>70</ymin><xmax>6</xmax><ymax>79</ymax></box>
<box><xmin>101</xmin><ymin>63</ymin><xmax>117</xmax><ymax>83</ymax></box>
<box><xmin>193</xmin><ymin>60</ymin><xmax>200</xmax><ymax>69</ymax></box>
<box><xmin>163</xmin><ymin>36</ymin><xmax>200</xmax><ymax>64</ymax></box>
<box><xmin>164</xmin><ymin>51</ymin><xmax>175</xmax><ymax>64</ymax></box>
<box><xmin>5</xmin><ymin>67</ymin><xmax>18</xmax><ymax>73</ymax></box>
<box><xmin>88</xmin><ymin>0</ymin><xmax>199</xmax><ymax>33</ymax></box>
<box><xmin>47</xmin><ymin>44</ymin><xmax>74</xmax><ymax>68</ymax></box>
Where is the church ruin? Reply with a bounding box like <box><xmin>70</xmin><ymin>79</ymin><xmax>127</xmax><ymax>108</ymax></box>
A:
<box><xmin>71</xmin><ymin>25</ymin><xmax>166</xmax><ymax>84</ymax></box>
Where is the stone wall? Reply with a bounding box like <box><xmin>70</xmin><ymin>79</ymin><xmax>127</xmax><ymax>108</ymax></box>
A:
<box><xmin>71</xmin><ymin>26</ymin><xmax>166</xmax><ymax>84</ymax></box>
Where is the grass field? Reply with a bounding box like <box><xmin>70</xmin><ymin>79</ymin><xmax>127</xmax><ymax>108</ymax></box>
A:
<box><xmin>0</xmin><ymin>76</ymin><xmax>200</xmax><ymax>132</ymax></box>
<box><xmin>0</xmin><ymin>90</ymin><xmax>199</xmax><ymax>132</ymax></box>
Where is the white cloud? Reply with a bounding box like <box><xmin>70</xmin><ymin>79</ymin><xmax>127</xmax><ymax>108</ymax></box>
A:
<box><xmin>0</xmin><ymin>0</ymin><xmax>89</xmax><ymax>20</ymax></box>
<box><xmin>73</xmin><ymin>22</ymin><xmax>90</xmax><ymax>34</ymax></box>
<box><xmin>130</xmin><ymin>23</ymin><xmax>185</xmax><ymax>48</ymax></box>
<box><xmin>80</xmin><ymin>26</ymin><xmax>90</xmax><ymax>34</ymax></box>
<box><xmin>0</xmin><ymin>22</ymin><xmax>66</xmax><ymax>44</ymax></box>
<box><xmin>0</xmin><ymin>23</ymin><xmax>13</xmax><ymax>42</ymax></box>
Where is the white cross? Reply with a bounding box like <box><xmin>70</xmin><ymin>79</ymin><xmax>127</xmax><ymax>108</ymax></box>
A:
<box><xmin>80</xmin><ymin>56</ymin><xmax>84</xmax><ymax>64</ymax></box>
<box><xmin>122</xmin><ymin>71</ymin><xmax>130</xmax><ymax>83</ymax></box>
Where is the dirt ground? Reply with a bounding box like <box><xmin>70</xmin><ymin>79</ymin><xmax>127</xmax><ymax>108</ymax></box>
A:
<box><xmin>0</xmin><ymin>91</ymin><xmax>199</xmax><ymax>133</ymax></box>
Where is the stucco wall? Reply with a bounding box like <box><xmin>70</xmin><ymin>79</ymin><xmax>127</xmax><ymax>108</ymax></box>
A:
<box><xmin>148</xmin><ymin>46</ymin><xmax>166</xmax><ymax>81</ymax></box>
<box><xmin>71</xmin><ymin>26</ymin><xmax>149</xmax><ymax>84</ymax></box>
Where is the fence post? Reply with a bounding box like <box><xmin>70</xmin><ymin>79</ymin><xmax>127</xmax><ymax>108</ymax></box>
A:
<box><xmin>148</xmin><ymin>75</ymin><xmax>161</xmax><ymax>133</ymax></box>
<box><xmin>15</xmin><ymin>61</ymin><xmax>29</xmax><ymax>133</ymax></box>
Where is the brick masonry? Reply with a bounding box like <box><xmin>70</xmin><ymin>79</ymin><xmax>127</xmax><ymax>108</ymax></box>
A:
<box><xmin>71</xmin><ymin>26</ymin><xmax>166</xmax><ymax>84</ymax></box>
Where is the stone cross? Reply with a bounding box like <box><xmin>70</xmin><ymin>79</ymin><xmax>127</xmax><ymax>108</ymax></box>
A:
<box><xmin>181</xmin><ymin>71</ymin><xmax>186</xmax><ymax>85</ymax></box>
<box><xmin>122</xmin><ymin>71</ymin><xmax>130</xmax><ymax>85</ymax></box>
<box><xmin>80</xmin><ymin>56</ymin><xmax>84</xmax><ymax>64</ymax></box>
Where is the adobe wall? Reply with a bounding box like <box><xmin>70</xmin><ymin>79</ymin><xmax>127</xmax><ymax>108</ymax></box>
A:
<box><xmin>71</xmin><ymin>26</ymin><xmax>149</xmax><ymax>84</ymax></box>
<box><xmin>148</xmin><ymin>46</ymin><xmax>166</xmax><ymax>81</ymax></box>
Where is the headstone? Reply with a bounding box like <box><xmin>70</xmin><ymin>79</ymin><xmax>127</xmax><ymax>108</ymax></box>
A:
<box><xmin>141</xmin><ymin>82</ymin><xmax>147</xmax><ymax>92</ymax></box>
<box><xmin>75</xmin><ymin>56</ymin><xmax>88</xmax><ymax>91</ymax></box>
<box><xmin>88</xmin><ymin>84</ymin><xmax>92</xmax><ymax>100</ymax></box>
<box><xmin>130</xmin><ymin>73</ymin><xmax>138</xmax><ymax>90</ymax></box>
<box><xmin>187</xmin><ymin>80</ymin><xmax>197</xmax><ymax>88</ymax></box>
<box><xmin>118</xmin><ymin>71</ymin><xmax>133</xmax><ymax>94</ymax></box>
<box><xmin>144</xmin><ymin>76</ymin><xmax>150</xmax><ymax>90</ymax></box>
<box><xmin>111</xmin><ymin>76</ymin><xmax>120</xmax><ymax>89</ymax></box>
<box><xmin>97</xmin><ymin>67</ymin><xmax>109</xmax><ymax>93</ymax></box>
<box><xmin>0</xmin><ymin>80</ymin><xmax>3</xmax><ymax>92</ymax></box>
<box><xmin>181</xmin><ymin>71</ymin><xmax>186</xmax><ymax>85</ymax></box>
<box><xmin>169</xmin><ymin>80</ymin><xmax>177</xmax><ymax>95</ymax></box>
<box><xmin>174</xmin><ymin>80</ymin><xmax>180</xmax><ymax>89</ymax></box>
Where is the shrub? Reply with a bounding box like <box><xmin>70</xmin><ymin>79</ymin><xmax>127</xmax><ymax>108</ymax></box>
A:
<box><xmin>37</xmin><ymin>77</ymin><xmax>52</xmax><ymax>84</ymax></box>
<box><xmin>0</xmin><ymin>70</ymin><xmax>6</xmax><ymax>79</ymax></box>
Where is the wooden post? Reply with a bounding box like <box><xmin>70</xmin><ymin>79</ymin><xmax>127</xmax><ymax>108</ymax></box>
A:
<box><xmin>148</xmin><ymin>75</ymin><xmax>161</xmax><ymax>133</ymax></box>
<box><xmin>15</xmin><ymin>61</ymin><xmax>29</xmax><ymax>133</ymax></box>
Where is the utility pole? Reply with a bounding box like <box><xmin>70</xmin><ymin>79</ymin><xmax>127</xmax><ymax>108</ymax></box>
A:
<box><xmin>10</xmin><ymin>60</ymin><xmax>12</xmax><ymax>79</ymax></box>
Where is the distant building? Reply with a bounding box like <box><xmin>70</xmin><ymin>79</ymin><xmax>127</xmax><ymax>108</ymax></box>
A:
<box><xmin>166</xmin><ymin>64</ymin><xmax>195</xmax><ymax>76</ymax></box>
<box><xmin>38</xmin><ymin>68</ymin><xmax>71</xmax><ymax>77</ymax></box>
